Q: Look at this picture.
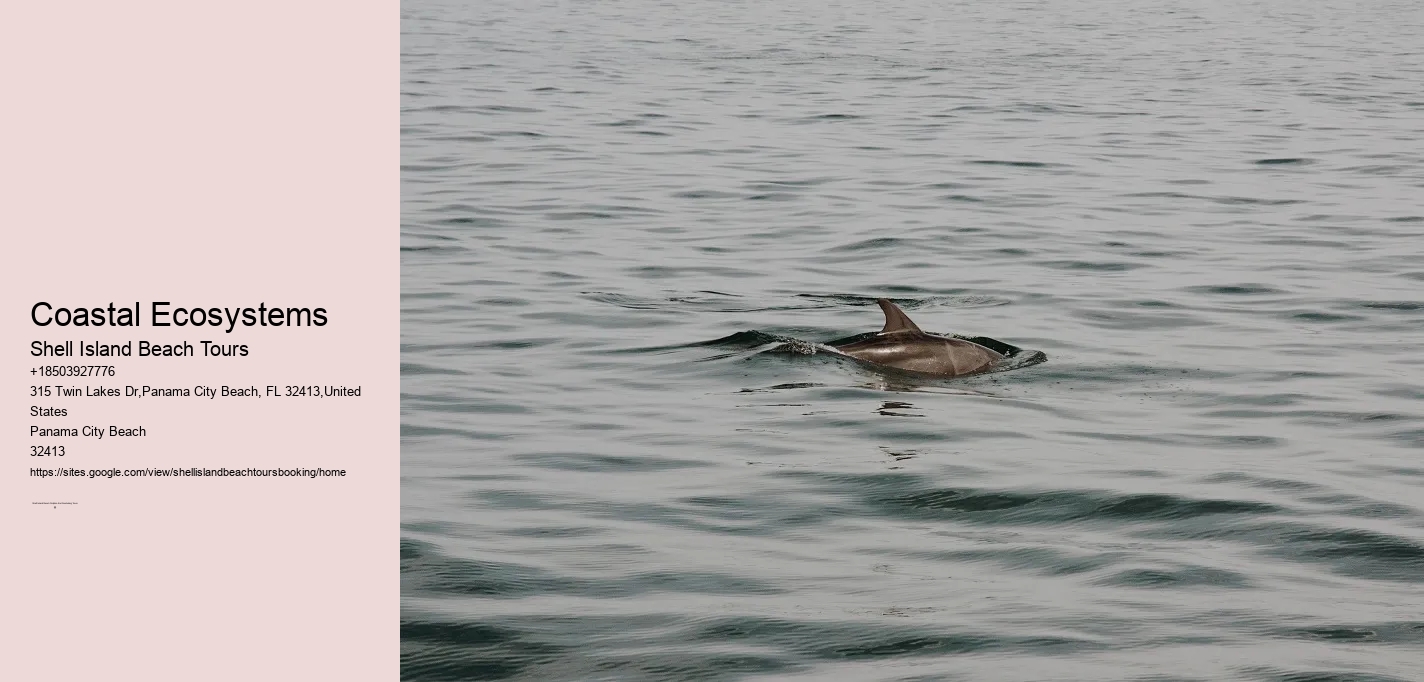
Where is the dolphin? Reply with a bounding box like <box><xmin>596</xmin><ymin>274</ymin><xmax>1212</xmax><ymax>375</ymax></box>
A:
<box><xmin>832</xmin><ymin>299</ymin><xmax>1004</xmax><ymax>377</ymax></box>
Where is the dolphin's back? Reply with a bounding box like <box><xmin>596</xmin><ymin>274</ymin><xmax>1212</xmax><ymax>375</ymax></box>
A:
<box><xmin>834</xmin><ymin>331</ymin><xmax>1003</xmax><ymax>377</ymax></box>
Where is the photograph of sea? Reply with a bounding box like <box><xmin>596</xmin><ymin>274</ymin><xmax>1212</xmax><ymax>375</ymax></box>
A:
<box><xmin>401</xmin><ymin>2</ymin><xmax>1424</xmax><ymax>679</ymax></box>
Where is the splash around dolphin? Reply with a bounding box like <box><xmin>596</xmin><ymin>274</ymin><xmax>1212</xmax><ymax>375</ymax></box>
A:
<box><xmin>816</xmin><ymin>298</ymin><xmax>1045</xmax><ymax>378</ymax></box>
<box><xmin>695</xmin><ymin>297</ymin><xmax>1046</xmax><ymax>379</ymax></box>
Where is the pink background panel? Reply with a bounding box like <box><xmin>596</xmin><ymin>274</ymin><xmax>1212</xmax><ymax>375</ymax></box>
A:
<box><xmin>1</xmin><ymin>2</ymin><xmax>397</xmax><ymax>680</ymax></box>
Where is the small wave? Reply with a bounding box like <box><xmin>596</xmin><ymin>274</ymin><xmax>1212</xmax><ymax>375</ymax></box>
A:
<box><xmin>969</xmin><ymin>159</ymin><xmax>1063</xmax><ymax>168</ymax></box>
<box><xmin>1254</xmin><ymin>157</ymin><xmax>1314</xmax><ymax>165</ymax></box>
<box><xmin>826</xmin><ymin>236</ymin><xmax>915</xmax><ymax>252</ymax></box>
<box><xmin>1184</xmin><ymin>283</ymin><xmax>1284</xmax><ymax>296</ymax></box>
<box><xmin>1038</xmin><ymin>260</ymin><xmax>1144</xmax><ymax>272</ymax></box>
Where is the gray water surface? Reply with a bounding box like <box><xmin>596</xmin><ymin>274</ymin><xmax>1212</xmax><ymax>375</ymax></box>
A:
<box><xmin>401</xmin><ymin>1</ymin><xmax>1424</xmax><ymax>679</ymax></box>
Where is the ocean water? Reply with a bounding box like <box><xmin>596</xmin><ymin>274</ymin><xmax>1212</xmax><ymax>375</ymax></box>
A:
<box><xmin>400</xmin><ymin>1</ymin><xmax>1424</xmax><ymax>679</ymax></box>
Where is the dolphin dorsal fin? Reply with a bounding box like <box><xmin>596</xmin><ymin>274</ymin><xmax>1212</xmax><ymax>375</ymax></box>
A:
<box><xmin>876</xmin><ymin>298</ymin><xmax>922</xmax><ymax>334</ymax></box>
